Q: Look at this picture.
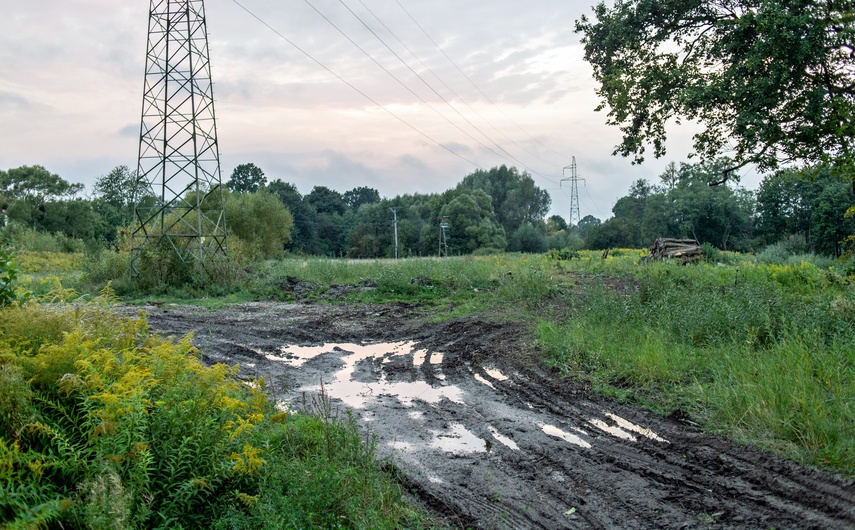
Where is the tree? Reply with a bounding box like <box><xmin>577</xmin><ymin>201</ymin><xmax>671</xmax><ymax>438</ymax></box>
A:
<box><xmin>223</xmin><ymin>190</ymin><xmax>293</xmax><ymax>259</ymax></box>
<box><xmin>0</xmin><ymin>166</ymin><xmax>83</xmax><ymax>203</ymax></box>
<box><xmin>755</xmin><ymin>167</ymin><xmax>855</xmax><ymax>255</ymax></box>
<box><xmin>458</xmin><ymin>165</ymin><xmax>551</xmax><ymax>234</ymax></box>
<box><xmin>546</xmin><ymin>214</ymin><xmax>568</xmax><ymax>235</ymax></box>
<box><xmin>576</xmin><ymin>1</ymin><xmax>855</xmax><ymax>183</ymax></box>
<box><xmin>576</xmin><ymin>214</ymin><xmax>601</xmax><ymax>239</ymax></box>
<box><xmin>343</xmin><ymin>186</ymin><xmax>381</xmax><ymax>211</ymax></box>
<box><xmin>267</xmin><ymin>180</ymin><xmax>318</xmax><ymax>253</ymax></box>
<box><xmin>305</xmin><ymin>186</ymin><xmax>346</xmax><ymax>216</ymax></box>
<box><xmin>508</xmin><ymin>222</ymin><xmax>548</xmax><ymax>253</ymax></box>
<box><xmin>92</xmin><ymin>165</ymin><xmax>151</xmax><ymax>229</ymax></box>
<box><xmin>440</xmin><ymin>189</ymin><xmax>507</xmax><ymax>254</ymax></box>
<box><xmin>226</xmin><ymin>163</ymin><xmax>267</xmax><ymax>193</ymax></box>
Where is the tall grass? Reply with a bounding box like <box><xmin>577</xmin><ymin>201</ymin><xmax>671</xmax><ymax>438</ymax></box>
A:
<box><xmin>538</xmin><ymin>260</ymin><xmax>855</xmax><ymax>473</ymax></box>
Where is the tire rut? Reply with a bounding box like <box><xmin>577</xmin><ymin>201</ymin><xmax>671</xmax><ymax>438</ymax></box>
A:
<box><xmin>139</xmin><ymin>302</ymin><xmax>855</xmax><ymax>530</ymax></box>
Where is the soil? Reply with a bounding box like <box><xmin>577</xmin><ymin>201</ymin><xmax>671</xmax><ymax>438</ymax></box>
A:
<box><xmin>138</xmin><ymin>301</ymin><xmax>855</xmax><ymax>529</ymax></box>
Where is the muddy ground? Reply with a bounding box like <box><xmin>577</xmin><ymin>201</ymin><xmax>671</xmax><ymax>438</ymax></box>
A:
<box><xmin>139</xmin><ymin>301</ymin><xmax>855</xmax><ymax>529</ymax></box>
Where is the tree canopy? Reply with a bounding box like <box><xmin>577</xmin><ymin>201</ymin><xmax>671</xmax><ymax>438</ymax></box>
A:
<box><xmin>576</xmin><ymin>0</ymin><xmax>855</xmax><ymax>182</ymax></box>
<box><xmin>227</xmin><ymin>163</ymin><xmax>267</xmax><ymax>193</ymax></box>
<box><xmin>0</xmin><ymin>165</ymin><xmax>83</xmax><ymax>203</ymax></box>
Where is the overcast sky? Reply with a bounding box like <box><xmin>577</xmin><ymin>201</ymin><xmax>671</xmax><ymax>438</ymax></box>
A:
<box><xmin>0</xmin><ymin>0</ymin><xmax>760</xmax><ymax>221</ymax></box>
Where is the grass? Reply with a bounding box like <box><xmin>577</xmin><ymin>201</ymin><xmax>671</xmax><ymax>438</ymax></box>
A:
<box><xmin>6</xmin><ymin>245</ymin><xmax>855</xmax><ymax>480</ymax></box>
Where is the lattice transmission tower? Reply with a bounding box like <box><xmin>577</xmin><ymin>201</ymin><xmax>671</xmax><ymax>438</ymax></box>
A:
<box><xmin>132</xmin><ymin>0</ymin><xmax>226</xmax><ymax>278</ymax></box>
<box><xmin>561</xmin><ymin>157</ymin><xmax>585</xmax><ymax>226</ymax></box>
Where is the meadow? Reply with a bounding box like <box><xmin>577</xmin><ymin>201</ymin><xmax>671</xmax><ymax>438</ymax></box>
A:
<box><xmin>2</xmin><ymin>241</ymin><xmax>853</xmax><ymax>527</ymax></box>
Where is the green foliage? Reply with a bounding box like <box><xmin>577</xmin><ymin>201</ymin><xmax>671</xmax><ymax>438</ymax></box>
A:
<box><xmin>224</xmin><ymin>190</ymin><xmax>294</xmax><ymax>260</ymax></box>
<box><xmin>0</xmin><ymin>165</ymin><xmax>83</xmax><ymax>203</ymax></box>
<box><xmin>576</xmin><ymin>1</ymin><xmax>855</xmax><ymax>178</ymax></box>
<box><xmin>756</xmin><ymin>167</ymin><xmax>855</xmax><ymax>256</ymax></box>
<box><xmin>214</xmin><ymin>395</ymin><xmax>420</xmax><ymax>530</ymax></box>
<box><xmin>0</xmin><ymin>302</ymin><xmax>422</xmax><ymax>528</ymax></box>
<box><xmin>441</xmin><ymin>189</ymin><xmax>507</xmax><ymax>254</ymax></box>
<box><xmin>586</xmin><ymin>159</ymin><xmax>756</xmax><ymax>250</ymax></box>
<box><xmin>546</xmin><ymin>247</ymin><xmax>580</xmax><ymax>262</ymax></box>
<box><xmin>3</xmin><ymin>224</ymin><xmax>87</xmax><ymax>253</ymax></box>
<box><xmin>227</xmin><ymin>163</ymin><xmax>267</xmax><ymax>193</ymax></box>
<box><xmin>508</xmin><ymin>222</ymin><xmax>548</xmax><ymax>253</ymax></box>
<box><xmin>538</xmin><ymin>260</ymin><xmax>855</xmax><ymax>473</ymax></box>
<box><xmin>458</xmin><ymin>165</ymin><xmax>551</xmax><ymax>235</ymax></box>
<box><xmin>0</xmin><ymin>246</ymin><xmax>28</xmax><ymax>307</ymax></box>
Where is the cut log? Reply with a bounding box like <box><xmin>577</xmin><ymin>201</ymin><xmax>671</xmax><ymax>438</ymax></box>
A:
<box><xmin>644</xmin><ymin>238</ymin><xmax>703</xmax><ymax>264</ymax></box>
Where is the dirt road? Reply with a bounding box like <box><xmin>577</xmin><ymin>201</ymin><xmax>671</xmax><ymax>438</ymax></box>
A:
<box><xmin>140</xmin><ymin>301</ymin><xmax>854</xmax><ymax>529</ymax></box>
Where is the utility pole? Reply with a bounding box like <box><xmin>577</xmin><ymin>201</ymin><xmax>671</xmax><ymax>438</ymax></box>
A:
<box><xmin>390</xmin><ymin>207</ymin><xmax>398</xmax><ymax>259</ymax></box>
<box><xmin>132</xmin><ymin>0</ymin><xmax>226</xmax><ymax>279</ymax></box>
<box><xmin>561</xmin><ymin>156</ymin><xmax>586</xmax><ymax>226</ymax></box>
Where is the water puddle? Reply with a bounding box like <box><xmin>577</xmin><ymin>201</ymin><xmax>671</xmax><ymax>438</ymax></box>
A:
<box><xmin>541</xmin><ymin>423</ymin><xmax>592</xmax><ymax>449</ymax></box>
<box><xmin>588</xmin><ymin>418</ymin><xmax>636</xmax><ymax>441</ymax></box>
<box><xmin>474</xmin><ymin>373</ymin><xmax>496</xmax><ymax>389</ymax></box>
<box><xmin>430</xmin><ymin>423</ymin><xmax>486</xmax><ymax>454</ymax></box>
<box><xmin>488</xmin><ymin>425</ymin><xmax>519</xmax><ymax>450</ymax></box>
<box><xmin>605</xmin><ymin>412</ymin><xmax>669</xmax><ymax>443</ymax></box>
<box><xmin>281</xmin><ymin>341</ymin><xmax>464</xmax><ymax>409</ymax></box>
<box><xmin>267</xmin><ymin>343</ymin><xmax>350</xmax><ymax>367</ymax></box>
<box><xmin>413</xmin><ymin>349</ymin><xmax>428</xmax><ymax>367</ymax></box>
<box><xmin>484</xmin><ymin>367</ymin><xmax>509</xmax><ymax>381</ymax></box>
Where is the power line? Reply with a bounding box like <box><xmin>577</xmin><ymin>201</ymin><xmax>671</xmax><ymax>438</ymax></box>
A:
<box><xmin>304</xmin><ymin>0</ymin><xmax>556</xmax><ymax>182</ymax></box>
<box><xmin>353</xmin><ymin>0</ymin><xmax>564</xmax><ymax>172</ymax></box>
<box><xmin>394</xmin><ymin>0</ymin><xmax>573</xmax><ymax>162</ymax></box>
<box><xmin>229</xmin><ymin>0</ymin><xmax>481</xmax><ymax>169</ymax></box>
<box><xmin>231</xmin><ymin>0</ymin><xmax>565</xmax><ymax>189</ymax></box>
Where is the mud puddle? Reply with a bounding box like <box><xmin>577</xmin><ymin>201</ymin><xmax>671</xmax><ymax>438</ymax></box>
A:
<box><xmin>142</xmin><ymin>302</ymin><xmax>855</xmax><ymax>529</ymax></box>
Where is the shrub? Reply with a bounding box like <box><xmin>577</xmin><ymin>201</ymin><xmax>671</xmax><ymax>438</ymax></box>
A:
<box><xmin>0</xmin><ymin>301</ymin><xmax>423</xmax><ymax>528</ymax></box>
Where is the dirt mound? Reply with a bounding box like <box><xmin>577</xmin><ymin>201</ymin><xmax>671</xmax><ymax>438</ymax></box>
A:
<box><xmin>142</xmin><ymin>302</ymin><xmax>855</xmax><ymax>529</ymax></box>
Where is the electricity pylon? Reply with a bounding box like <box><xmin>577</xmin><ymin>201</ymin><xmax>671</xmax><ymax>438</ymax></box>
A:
<box><xmin>132</xmin><ymin>0</ymin><xmax>226</xmax><ymax>278</ymax></box>
<box><xmin>561</xmin><ymin>157</ymin><xmax>585</xmax><ymax>226</ymax></box>
<box><xmin>439</xmin><ymin>219</ymin><xmax>449</xmax><ymax>258</ymax></box>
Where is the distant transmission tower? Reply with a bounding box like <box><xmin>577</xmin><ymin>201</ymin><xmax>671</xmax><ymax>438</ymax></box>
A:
<box><xmin>132</xmin><ymin>0</ymin><xmax>226</xmax><ymax>278</ymax></box>
<box><xmin>439</xmin><ymin>219</ymin><xmax>449</xmax><ymax>258</ymax></box>
<box><xmin>561</xmin><ymin>157</ymin><xmax>586</xmax><ymax>226</ymax></box>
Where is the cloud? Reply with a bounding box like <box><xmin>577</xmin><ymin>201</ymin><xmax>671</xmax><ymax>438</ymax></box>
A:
<box><xmin>0</xmin><ymin>0</ymin><xmax>732</xmax><ymax>222</ymax></box>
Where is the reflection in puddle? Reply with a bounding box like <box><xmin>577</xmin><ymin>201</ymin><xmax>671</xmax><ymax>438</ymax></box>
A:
<box><xmin>474</xmin><ymin>373</ymin><xmax>496</xmax><ymax>389</ymax></box>
<box><xmin>541</xmin><ymin>424</ymin><xmax>592</xmax><ymax>449</ymax></box>
<box><xmin>430</xmin><ymin>423</ymin><xmax>486</xmax><ymax>454</ymax></box>
<box><xmin>270</xmin><ymin>343</ymin><xmax>351</xmax><ymax>367</ymax></box>
<box><xmin>488</xmin><ymin>425</ymin><xmax>519</xmax><ymax>450</ymax></box>
<box><xmin>606</xmin><ymin>413</ymin><xmax>669</xmax><ymax>443</ymax></box>
<box><xmin>283</xmin><ymin>341</ymin><xmax>464</xmax><ymax>409</ymax></box>
<box><xmin>413</xmin><ymin>349</ymin><xmax>428</xmax><ymax>367</ymax></box>
<box><xmin>484</xmin><ymin>368</ymin><xmax>509</xmax><ymax>381</ymax></box>
<box><xmin>589</xmin><ymin>418</ymin><xmax>636</xmax><ymax>441</ymax></box>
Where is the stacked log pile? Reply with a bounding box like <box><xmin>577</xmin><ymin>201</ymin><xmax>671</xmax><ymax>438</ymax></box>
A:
<box><xmin>644</xmin><ymin>238</ymin><xmax>703</xmax><ymax>264</ymax></box>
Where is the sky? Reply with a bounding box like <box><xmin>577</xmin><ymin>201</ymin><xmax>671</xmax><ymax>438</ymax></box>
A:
<box><xmin>0</xmin><ymin>0</ymin><xmax>761</xmax><ymax>222</ymax></box>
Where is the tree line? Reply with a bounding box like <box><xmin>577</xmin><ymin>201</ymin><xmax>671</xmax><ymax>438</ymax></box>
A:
<box><xmin>1</xmin><ymin>161</ymin><xmax>853</xmax><ymax>259</ymax></box>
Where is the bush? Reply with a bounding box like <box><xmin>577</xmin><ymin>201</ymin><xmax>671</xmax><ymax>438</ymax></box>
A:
<box><xmin>4</xmin><ymin>225</ymin><xmax>86</xmax><ymax>253</ymax></box>
<box><xmin>224</xmin><ymin>190</ymin><xmax>294</xmax><ymax>260</ymax></box>
<box><xmin>756</xmin><ymin>242</ymin><xmax>791</xmax><ymax>264</ymax></box>
<box><xmin>0</xmin><ymin>301</ymin><xmax>423</xmax><ymax>528</ymax></box>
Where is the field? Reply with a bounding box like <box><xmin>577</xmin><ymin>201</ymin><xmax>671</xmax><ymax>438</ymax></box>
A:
<box><xmin>3</xmin><ymin>248</ymin><xmax>855</xmax><ymax>528</ymax></box>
